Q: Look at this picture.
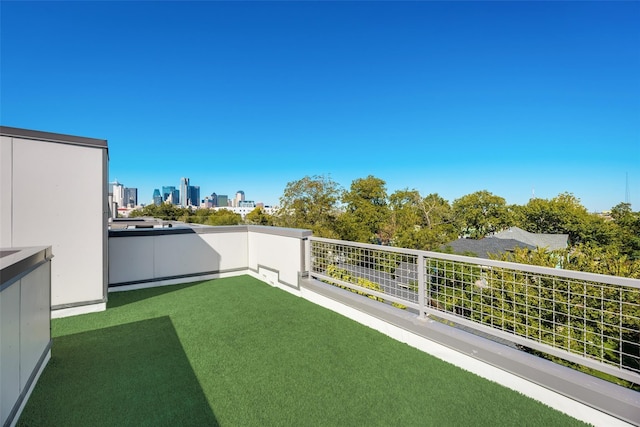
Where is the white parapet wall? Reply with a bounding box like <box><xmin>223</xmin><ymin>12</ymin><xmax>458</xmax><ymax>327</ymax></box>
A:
<box><xmin>0</xmin><ymin>246</ymin><xmax>52</xmax><ymax>427</ymax></box>
<box><xmin>108</xmin><ymin>225</ymin><xmax>311</xmax><ymax>292</ymax></box>
<box><xmin>247</xmin><ymin>226</ymin><xmax>311</xmax><ymax>292</ymax></box>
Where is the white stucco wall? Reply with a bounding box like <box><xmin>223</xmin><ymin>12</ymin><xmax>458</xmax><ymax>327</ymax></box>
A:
<box><xmin>108</xmin><ymin>226</ymin><xmax>311</xmax><ymax>293</ymax></box>
<box><xmin>247</xmin><ymin>228</ymin><xmax>306</xmax><ymax>289</ymax></box>
<box><xmin>108</xmin><ymin>230</ymin><xmax>249</xmax><ymax>285</ymax></box>
<box><xmin>0</xmin><ymin>128</ymin><xmax>108</xmax><ymax>310</ymax></box>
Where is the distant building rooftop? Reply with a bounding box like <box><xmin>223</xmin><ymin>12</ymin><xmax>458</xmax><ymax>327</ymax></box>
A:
<box><xmin>443</xmin><ymin>226</ymin><xmax>569</xmax><ymax>258</ymax></box>
<box><xmin>442</xmin><ymin>238</ymin><xmax>536</xmax><ymax>259</ymax></box>
<box><xmin>492</xmin><ymin>226</ymin><xmax>568</xmax><ymax>251</ymax></box>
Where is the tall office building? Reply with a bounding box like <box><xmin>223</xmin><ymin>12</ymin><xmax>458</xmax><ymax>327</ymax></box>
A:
<box><xmin>110</xmin><ymin>180</ymin><xmax>125</xmax><ymax>208</ymax></box>
<box><xmin>217</xmin><ymin>194</ymin><xmax>229</xmax><ymax>207</ymax></box>
<box><xmin>152</xmin><ymin>189</ymin><xmax>162</xmax><ymax>206</ymax></box>
<box><xmin>180</xmin><ymin>177</ymin><xmax>189</xmax><ymax>207</ymax></box>
<box><xmin>162</xmin><ymin>186</ymin><xmax>179</xmax><ymax>205</ymax></box>
<box><xmin>233</xmin><ymin>190</ymin><xmax>244</xmax><ymax>207</ymax></box>
<box><xmin>162</xmin><ymin>186</ymin><xmax>174</xmax><ymax>201</ymax></box>
<box><xmin>123</xmin><ymin>187</ymin><xmax>138</xmax><ymax>207</ymax></box>
<box><xmin>187</xmin><ymin>185</ymin><xmax>200</xmax><ymax>207</ymax></box>
<box><xmin>210</xmin><ymin>193</ymin><xmax>218</xmax><ymax>207</ymax></box>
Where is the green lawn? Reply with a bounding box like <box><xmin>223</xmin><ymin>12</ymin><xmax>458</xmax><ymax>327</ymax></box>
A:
<box><xmin>18</xmin><ymin>275</ymin><xmax>587</xmax><ymax>426</ymax></box>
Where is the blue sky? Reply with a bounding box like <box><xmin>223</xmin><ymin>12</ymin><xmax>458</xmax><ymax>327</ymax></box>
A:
<box><xmin>2</xmin><ymin>1</ymin><xmax>639</xmax><ymax>211</ymax></box>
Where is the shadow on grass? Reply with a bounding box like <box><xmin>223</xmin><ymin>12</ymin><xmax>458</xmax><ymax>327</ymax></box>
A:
<box><xmin>18</xmin><ymin>316</ymin><xmax>218</xmax><ymax>427</ymax></box>
<box><xmin>107</xmin><ymin>281</ymin><xmax>206</xmax><ymax>309</ymax></box>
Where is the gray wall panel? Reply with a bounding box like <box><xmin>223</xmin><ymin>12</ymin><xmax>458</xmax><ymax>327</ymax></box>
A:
<box><xmin>0</xmin><ymin>283</ymin><xmax>20</xmax><ymax>426</ymax></box>
<box><xmin>11</xmin><ymin>137</ymin><xmax>106</xmax><ymax>306</ymax></box>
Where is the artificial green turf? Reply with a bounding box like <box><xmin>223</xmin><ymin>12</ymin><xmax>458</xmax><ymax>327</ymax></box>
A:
<box><xmin>18</xmin><ymin>275</ymin><xmax>588</xmax><ymax>426</ymax></box>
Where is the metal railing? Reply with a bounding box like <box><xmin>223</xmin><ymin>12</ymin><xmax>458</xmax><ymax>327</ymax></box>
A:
<box><xmin>309</xmin><ymin>237</ymin><xmax>640</xmax><ymax>385</ymax></box>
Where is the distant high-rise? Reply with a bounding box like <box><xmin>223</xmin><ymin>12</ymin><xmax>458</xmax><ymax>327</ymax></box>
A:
<box><xmin>162</xmin><ymin>186</ymin><xmax>174</xmax><ymax>201</ymax></box>
<box><xmin>210</xmin><ymin>193</ymin><xmax>218</xmax><ymax>207</ymax></box>
<box><xmin>203</xmin><ymin>196</ymin><xmax>214</xmax><ymax>208</ymax></box>
<box><xmin>217</xmin><ymin>194</ymin><xmax>229</xmax><ymax>207</ymax></box>
<box><xmin>162</xmin><ymin>186</ymin><xmax>179</xmax><ymax>205</ymax></box>
<box><xmin>180</xmin><ymin>178</ymin><xmax>189</xmax><ymax>207</ymax></box>
<box><xmin>234</xmin><ymin>190</ymin><xmax>245</xmax><ymax>207</ymax></box>
<box><xmin>110</xmin><ymin>180</ymin><xmax>125</xmax><ymax>208</ymax></box>
<box><xmin>187</xmin><ymin>185</ymin><xmax>200</xmax><ymax>207</ymax></box>
<box><xmin>124</xmin><ymin>187</ymin><xmax>138</xmax><ymax>207</ymax></box>
<box><xmin>152</xmin><ymin>189</ymin><xmax>162</xmax><ymax>206</ymax></box>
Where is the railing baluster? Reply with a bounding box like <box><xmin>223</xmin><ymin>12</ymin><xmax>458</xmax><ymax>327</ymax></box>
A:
<box><xmin>418</xmin><ymin>255</ymin><xmax>426</xmax><ymax>319</ymax></box>
<box><xmin>308</xmin><ymin>236</ymin><xmax>640</xmax><ymax>384</ymax></box>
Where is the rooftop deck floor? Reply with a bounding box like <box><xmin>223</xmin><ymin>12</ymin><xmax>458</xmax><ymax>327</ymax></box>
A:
<box><xmin>19</xmin><ymin>275</ymin><xmax>586</xmax><ymax>426</ymax></box>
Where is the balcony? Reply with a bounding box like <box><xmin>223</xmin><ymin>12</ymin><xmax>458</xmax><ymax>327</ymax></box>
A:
<box><xmin>17</xmin><ymin>275</ymin><xmax>590</xmax><ymax>426</ymax></box>
<box><xmin>7</xmin><ymin>224</ymin><xmax>640</xmax><ymax>426</ymax></box>
<box><xmin>1</xmin><ymin>125</ymin><xmax>638</xmax><ymax>426</ymax></box>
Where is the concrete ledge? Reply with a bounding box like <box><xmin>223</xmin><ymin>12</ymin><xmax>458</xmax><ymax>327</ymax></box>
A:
<box><xmin>0</xmin><ymin>246</ymin><xmax>53</xmax><ymax>291</ymax></box>
<box><xmin>300</xmin><ymin>278</ymin><xmax>640</xmax><ymax>427</ymax></box>
<box><xmin>247</xmin><ymin>225</ymin><xmax>312</xmax><ymax>239</ymax></box>
<box><xmin>109</xmin><ymin>225</ymin><xmax>313</xmax><ymax>238</ymax></box>
<box><xmin>51</xmin><ymin>302</ymin><xmax>107</xmax><ymax>319</ymax></box>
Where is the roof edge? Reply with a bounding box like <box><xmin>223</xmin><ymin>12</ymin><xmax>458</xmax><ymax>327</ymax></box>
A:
<box><xmin>0</xmin><ymin>125</ymin><xmax>108</xmax><ymax>149</ymax></box>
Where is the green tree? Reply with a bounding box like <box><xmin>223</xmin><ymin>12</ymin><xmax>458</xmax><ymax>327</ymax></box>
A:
<box><xmin>187</xmin><ymin>208</ymin><xmax>214</xmax><ymax>224</ymax></box>
<box><xmin>610</xmin><ymin>202</ymin><xmax>640</xmax><ymax>259</ymax></box>
<box><xmin>129</xmin><ymin>203</ymin><xmax>189</xmax><ymax>221</ymax></box>
<box><xmin>245</xmin><ymin>207</ymin><xmax>274</xmax><ymax>226</ymax></box>
<box><xmin>517</xmin><ymin>193</ymin><xmax>613</xmax><ymax>245</ymax></box>
<box><xmin>387</xmin><ymin>189</ymin><xmax>457</xmax><ymax>250</ymax></box>
<box><xmin>339</xmin><ymin>175</ymin><xmax>389</xmax><ymax>243</ymax></box>
<box><xmin>452</xmin><ymin>190</ymin><xmax>511</xmax><ymax>239</ymax></box>
<box><xmin>204</xmin><ymin>209</ymin><xmax>242</xmax><ymax>226</ymax></box>
<box><xmin>275</xmin><ymin>175</ymin><xmax>341</xmax><ymax>238</ymax></box>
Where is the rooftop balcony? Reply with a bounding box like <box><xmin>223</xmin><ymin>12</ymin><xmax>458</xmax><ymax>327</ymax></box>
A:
<box><xmin>5</xmin><ymin>224</ymin><xmax>639</xmax><ymax>426</ymax></box>
<box><xmin>15</xmin><ymin>275</ymin><xmax>592</xmax><ymax>426</ymax></box>
<box><xmin>1</xmin><ymin>127</ymin><xmax>638</xmax><ymax>426</ymax></box>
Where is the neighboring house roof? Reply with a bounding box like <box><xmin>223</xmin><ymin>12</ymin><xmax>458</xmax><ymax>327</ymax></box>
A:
<box><xmin>493</xmin><ymin>226</ymin><xmax>568</xmax><ymax>251</ymax></box>
<box><xmin>442</xmin><ymin>238</ymin><xmax>536</xmax><ymax>259</ymax></box>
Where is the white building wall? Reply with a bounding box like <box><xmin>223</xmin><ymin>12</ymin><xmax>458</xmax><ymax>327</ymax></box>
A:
<box><xmin>0</xmin><ymin>136</ymin><xmax>13</xmax><ymax>247</ymax></box>
<box><xmin>0</xmin><ymin>127</ymin><xmax>108</xmax><ymax>312</ymax></box>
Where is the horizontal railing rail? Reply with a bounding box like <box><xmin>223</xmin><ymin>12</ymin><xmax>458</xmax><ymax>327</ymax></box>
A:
<box><xmin>309</xmin><ymin>236</ymin><xmax>640</xmax><ymax>385</ymax></box>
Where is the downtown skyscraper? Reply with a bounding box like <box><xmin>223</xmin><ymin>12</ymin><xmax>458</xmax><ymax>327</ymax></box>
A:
<box><xmin>180</xmin><ymin>177</ymin><xmax>189</xmax><ymax>207</ymax></box>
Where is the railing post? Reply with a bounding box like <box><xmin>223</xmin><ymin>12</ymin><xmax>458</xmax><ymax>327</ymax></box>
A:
<box><xmin>303</xmin><ymin>237</ymin><xmax>311</xmax><ymax>278</ymax></box>
<box><xmin>418</xmin><ymin>255</ymin><xmax>426</xmax><ymax>319</ymax></box>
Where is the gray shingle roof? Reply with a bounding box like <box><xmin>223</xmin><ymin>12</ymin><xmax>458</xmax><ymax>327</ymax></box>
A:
<box><xmin>493</xmin><ymin>227</ymin><xmax>568</xmax><ymax>250</ymax></box>
<box><xmin>442</xmin><ymin>238</ymin><xmax>536</xmax><ymax>259</ymax></box>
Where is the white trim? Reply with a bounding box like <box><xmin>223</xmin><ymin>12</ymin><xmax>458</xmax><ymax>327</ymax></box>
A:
<box><xmin>51</xmin><ymin>302</ymin><xmax>106</xmax><ymax>319</ymax></box>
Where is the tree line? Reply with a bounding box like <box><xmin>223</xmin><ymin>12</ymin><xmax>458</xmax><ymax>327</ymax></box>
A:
<box><xmin>275</xmin><ymin>175</ymin><xmax>640</xmax><ymax>278</ymax></box>
<box><xmin>129</xmin><ymin>174</ymin><xmax>640</xmax><ymax>278</ymax></box>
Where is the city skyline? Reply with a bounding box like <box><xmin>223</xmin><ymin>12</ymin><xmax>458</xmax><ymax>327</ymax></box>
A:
<box><xmin>121</xmin><ymin>176</ymin><xmax>257</xmax><ymax>208</ymax></box>
<box><xmin>2</xmin><ymin>2</ymin><xmax>639</xmax><ymax>212</ymax></box>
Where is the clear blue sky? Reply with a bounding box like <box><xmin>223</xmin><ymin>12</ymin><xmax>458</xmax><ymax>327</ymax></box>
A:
<box><xmin>2</xmin><ymin>1</ymin><xmax>639</xmax><ymax>211</ymax></box>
